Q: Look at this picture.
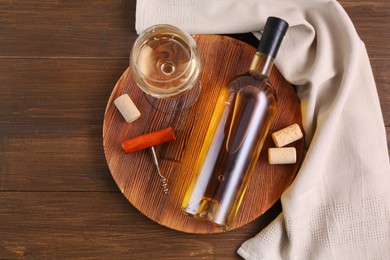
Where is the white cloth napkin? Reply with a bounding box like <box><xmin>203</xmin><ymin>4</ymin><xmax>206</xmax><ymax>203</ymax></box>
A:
<box><xmin>136</xmin><ymin>0</ymin><xmax>390</xmax><ymax>259</ymax></box>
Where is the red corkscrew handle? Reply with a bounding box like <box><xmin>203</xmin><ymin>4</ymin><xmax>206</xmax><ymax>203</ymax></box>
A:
<box><xmin>122</xmin><ymin>127</ymin><xmax>176</xmax><ymax>153</ymax></box>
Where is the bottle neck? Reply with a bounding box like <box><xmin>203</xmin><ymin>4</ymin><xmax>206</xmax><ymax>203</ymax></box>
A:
<box><xmin>249</xmin><ymin>52</ymin><xmax>274</xmax><ymax>79</ymax></box>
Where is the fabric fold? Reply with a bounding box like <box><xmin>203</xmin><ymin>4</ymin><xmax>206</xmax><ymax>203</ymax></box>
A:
<box><xmin>136</xmin><ymin>0</ymin><xmax>390</xmax><ymax>258</ymax></box>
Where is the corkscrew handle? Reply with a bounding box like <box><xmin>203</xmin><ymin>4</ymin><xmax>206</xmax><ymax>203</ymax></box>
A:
<box><xmin>122</xmin><ymin>127</ymin><xmax>176</xmax><ymax>153</ymax></box>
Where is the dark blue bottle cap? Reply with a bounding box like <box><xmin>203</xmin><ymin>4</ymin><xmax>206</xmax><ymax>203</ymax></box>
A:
<box><xmin>257</xmin><ymin>17</ymin><xmax>289</xmax><ymax>58</ymax></box>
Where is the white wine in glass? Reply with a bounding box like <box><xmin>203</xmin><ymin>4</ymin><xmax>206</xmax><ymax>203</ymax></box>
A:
<box><xmin>130</xmin><ymin>24</ymin><xmax>201</xmax><ymax>112</ymax></box>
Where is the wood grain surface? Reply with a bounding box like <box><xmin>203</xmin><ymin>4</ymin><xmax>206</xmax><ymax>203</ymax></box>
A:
<box><xmin>103</xmin><ymin>35</ymin><xmax>303</xmax><ymax>234</ymax></box>
<box><xmin>0</xmin><ymin>0</ymin><xmax>389</xmax><ymax>259</ymax></box>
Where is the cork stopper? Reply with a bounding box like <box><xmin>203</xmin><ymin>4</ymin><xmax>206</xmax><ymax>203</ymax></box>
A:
<box><xmin>114</xmin><ymin>94</ymin><xmax>141</xmax><ymax>123</ymax></box>
<box><xmin>268</xmin><ymin>147</ymin><xmax>296</xmax><ymax>164</ymax></box>
<box><xmin>272</xmin><ymin>124</ymin><xmax>303</xmax><ymax>148</ymax></box>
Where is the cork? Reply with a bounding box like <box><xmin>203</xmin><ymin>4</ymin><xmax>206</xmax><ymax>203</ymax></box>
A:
<box><xmin>272</xmin><ymin>123</ymin><xmax>303</xmax><ymax>148</ymax></box>
<box><xmin>114</xmin><ymin>94</ymin><xmax>141</xmax><ymax>123</ymax></box>
<box><xmin>268</xmin><ymin>147</ymin><xmax>296</xmax><ymax>164</ymax></box>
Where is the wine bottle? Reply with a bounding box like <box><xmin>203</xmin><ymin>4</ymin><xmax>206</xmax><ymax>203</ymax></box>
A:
<box><xmin>182</xmin><ymin>17</ymin><xmax>289</xmax><ymax>229</ymax></box>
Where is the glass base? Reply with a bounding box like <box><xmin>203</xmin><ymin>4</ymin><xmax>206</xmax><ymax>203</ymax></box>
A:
<box><xmin>146</xmin><ymin>82</ymin><xmax>201</xmax><ymax>113</ymax></box>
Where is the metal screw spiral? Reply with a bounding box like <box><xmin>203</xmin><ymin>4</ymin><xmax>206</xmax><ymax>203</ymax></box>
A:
<box><xmin>159</xmin><ymin>176</ymin><xmax>170</xmax><ymax>195</ymax></box>
<box><xmin>150</xmin><ymin>147</ymin><xmax>170</xmax><ymax>195</ymax></box>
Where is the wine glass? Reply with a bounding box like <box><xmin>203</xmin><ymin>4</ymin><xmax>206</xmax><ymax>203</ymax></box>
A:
<box><xmin>130</xmin><ymin>24</ymin><xmax>201</xmax><ymax>113</ymax></box>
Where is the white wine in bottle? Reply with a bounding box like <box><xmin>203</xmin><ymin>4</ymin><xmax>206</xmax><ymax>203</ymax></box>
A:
<box><xmin>182</xmin><ymin>17</ymin><xmax>289</xmax><ymax>229</ymax></box>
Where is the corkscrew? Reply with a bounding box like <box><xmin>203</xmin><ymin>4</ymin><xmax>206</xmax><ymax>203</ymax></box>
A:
<box><xmin>121</xmin><ymin>127</ymin><xmax>176</xmax><ymax>195</ymax></box>
<box><xmin>150</xmin><ymin>147</ymin><xmax>169</xmax><ymax>195</ymax></box>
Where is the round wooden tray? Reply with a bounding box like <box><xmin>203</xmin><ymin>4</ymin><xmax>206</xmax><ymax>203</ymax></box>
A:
<box><xmin>103</xmin><ymin>35</ymin><xmax>303</xmax><ymax>234</ymax></box>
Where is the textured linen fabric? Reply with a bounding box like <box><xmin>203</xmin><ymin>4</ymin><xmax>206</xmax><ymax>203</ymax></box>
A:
<box><xmin>136</xmin><ymin>0</ymin><xmax>390</xmax><ymax>259</ymax></box>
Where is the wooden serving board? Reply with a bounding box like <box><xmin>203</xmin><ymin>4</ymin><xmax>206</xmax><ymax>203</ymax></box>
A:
<box><xmin>103</xmin><ymin>35</ymin><xmax>304</xmax><ymax>234</ymax></box>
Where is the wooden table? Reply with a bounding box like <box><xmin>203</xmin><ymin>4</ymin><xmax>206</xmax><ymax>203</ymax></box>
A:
<box><xmin>0</xmin><ymin>1</ymin><xmax>388</xmax><ymax>259</ymax></box>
